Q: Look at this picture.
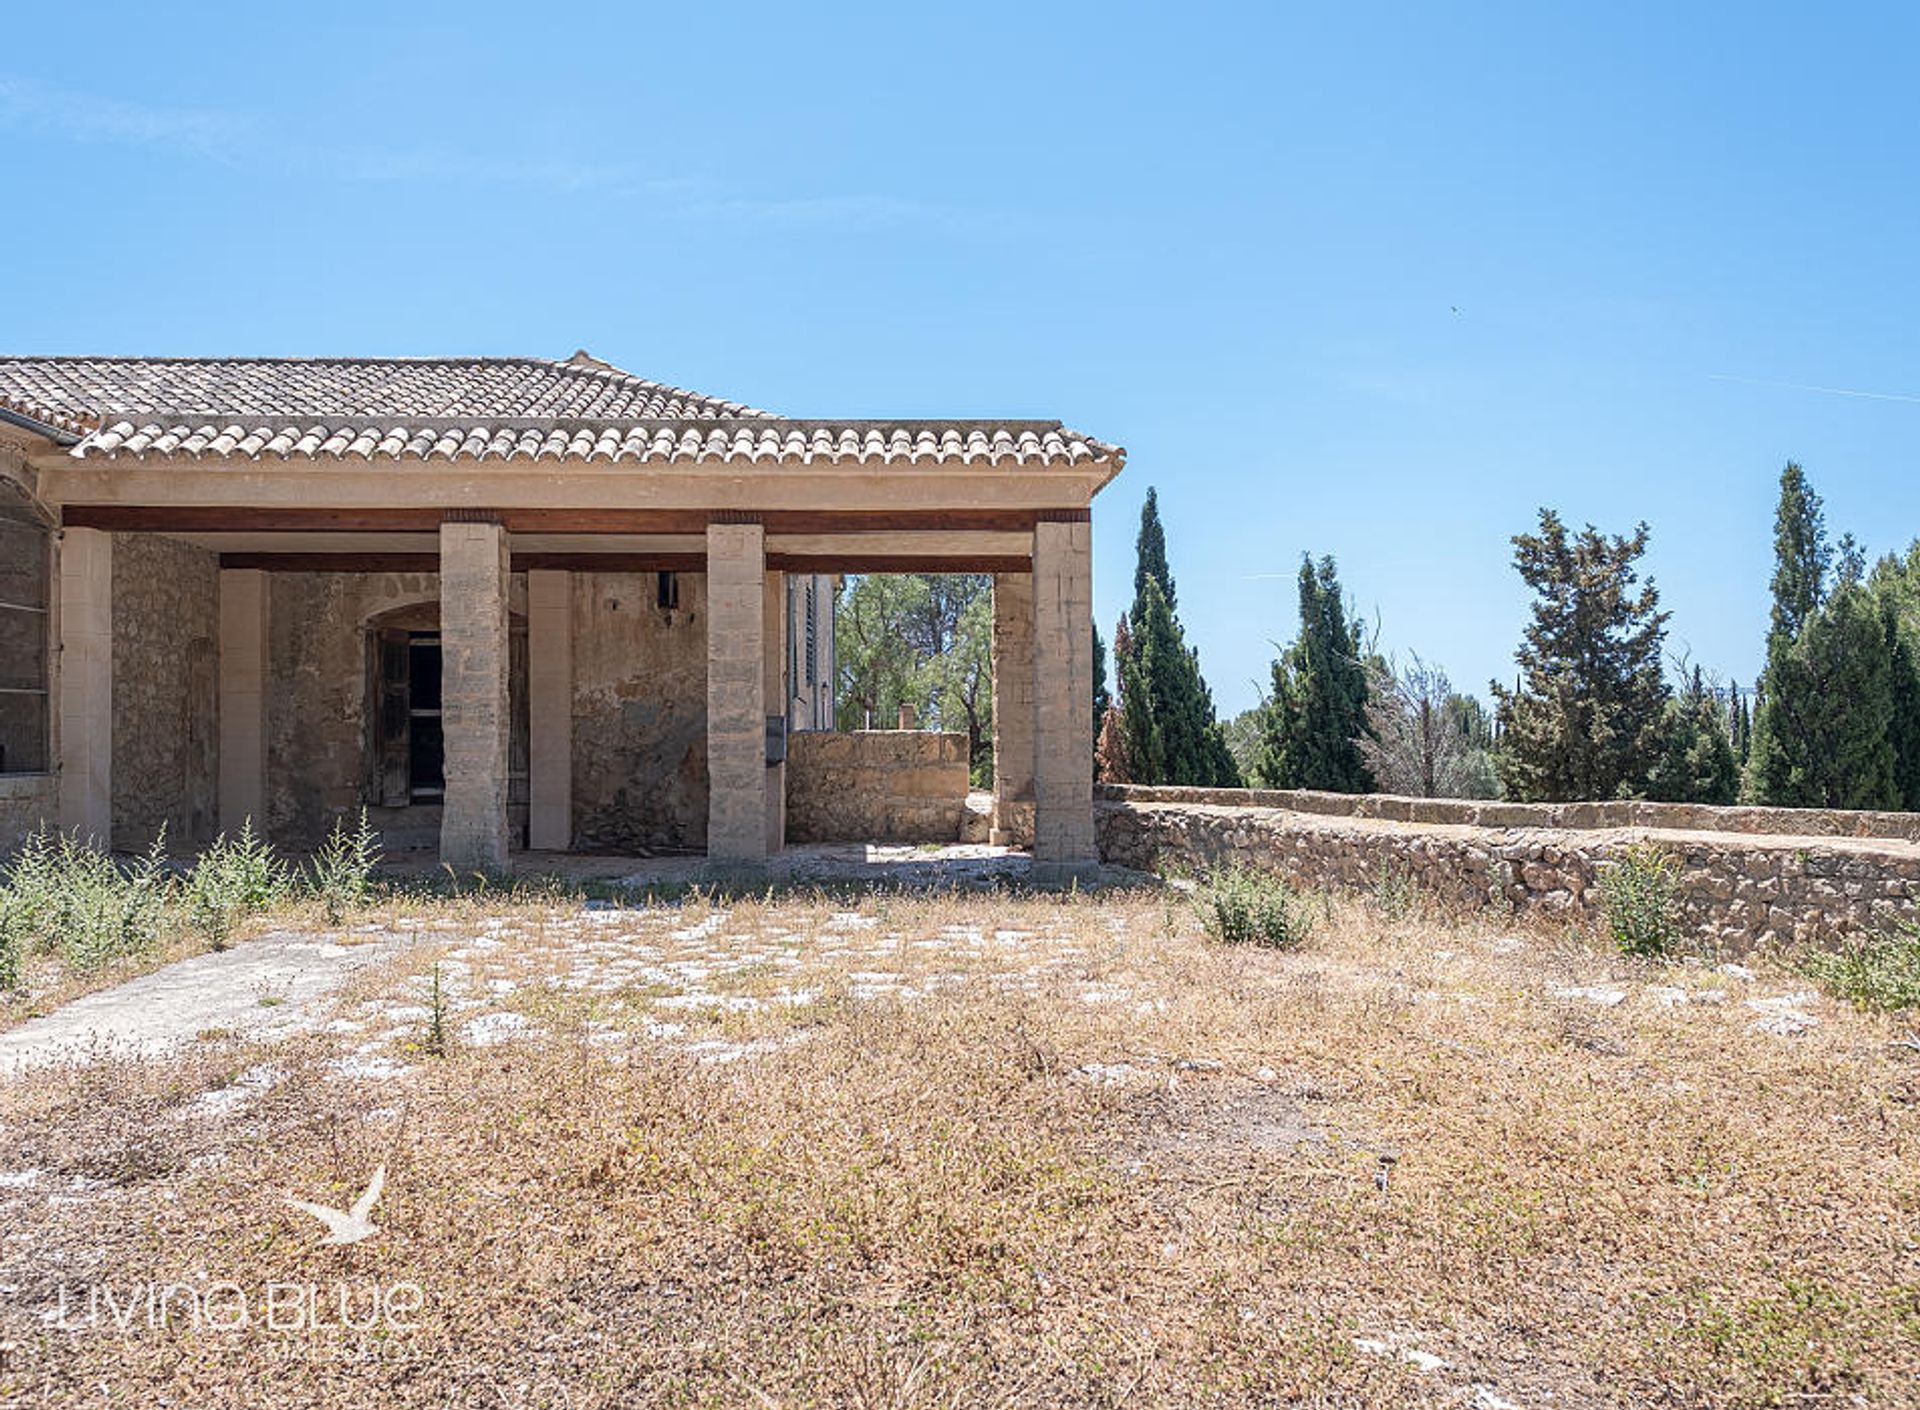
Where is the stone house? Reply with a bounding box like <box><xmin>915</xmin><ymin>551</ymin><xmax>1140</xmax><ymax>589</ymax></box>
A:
<box><xmin>0</xmin><ymin>355</ymin><xmax>1122</xmax><ymax>875</ymax></box>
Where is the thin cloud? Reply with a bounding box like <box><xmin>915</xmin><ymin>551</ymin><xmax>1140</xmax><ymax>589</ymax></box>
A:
<box><xmin>0</xmin><ymin>73</ymin><xmax>946</xmax><ymax>221</ymax></box>
<box><xmin>1709</xmin><ymin>372</ymin><xmax>1920</xmax><ymax>405</ymax></box>
<box><xmin>672</xmin><ymin>192</ymin><xmax>956</xmax><ymax>231</ymax></box>
<box><xmin>0</xmin><ymin>75</ymin><xmax>251</xmax><ymax>161</ymax></box>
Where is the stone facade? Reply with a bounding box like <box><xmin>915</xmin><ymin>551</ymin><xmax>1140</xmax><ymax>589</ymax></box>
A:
<box><xmin>1097</xmin><ymin>786</ymin><xmax>1920</xmax><ymax>952</ymax></box>
<box><xmin>571</xmin><ymin>571</ymin><xmax>710</xmax><ymax>854</ymax></box>
<box><xmin>0</xmin><ymin>775</ymin><xmax>54</xmax><ymax>846</ymax></box>
<box><xmin>110</xmin><ymin>532</ymin><xmax>219</xmax><ymax>852</ymax></box>
<box><xmin>785</xmin><ymin>730</ymin><xmax>970</xmax><ymax>843</ymax></box>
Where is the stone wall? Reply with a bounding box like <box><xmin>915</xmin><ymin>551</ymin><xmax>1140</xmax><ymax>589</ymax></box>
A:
<box><xmin>1096</xmin><ymin>787</ymin><xmax>1920</xmax><ymax>952</ymax></box>
<box><xmin>0</xmin><ymin>774</ymin><xmax>54</xmax><ymax>851</ymax></box>
<box><xmin>786</xmin><ymin>730</ymin><xmax>970</xmax><ymax>844</ymax></box>
<box><xmin>112</xmin><ymin>533</ymin><xmax>220</xmax><ymax>853</ymax></box>
<box><xmin>571</xmin><ymin>571</ymin><xmax>709</xmax><ymax>853</ymax></box>
<box><xmin>1100</xmin><ymin>782</ymin><xmax>1920</xmax><ymax>842</ymax></box>
<box><xmin>267</xmin><ymin>571</ymin><xmax>445</xmax><ymax>849</ymax></box>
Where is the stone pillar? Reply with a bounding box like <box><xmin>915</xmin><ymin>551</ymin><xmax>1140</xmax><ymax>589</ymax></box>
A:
<box><xmin>1030</xmin><ymin>520</ymin><xmax>1096</xmax><ymax>876</ymax></box>
<box><xmin>990</xmin><ymin>571</ymin><xmax>1035</xmax><ymax>847</ymax></box>
<box><xmin>217</xmin><ymin>568</ymin><xmax>269</xmax><ymax>835</ymax></box>
<box><xmin>706</xmin><ymin>521</ymin><xmax>767</xmax><ymax>868</ymax></box>
<box><xmin>763</xmin><ymin>569</ymin><xmax>787</xmax><ymax>856</ymax></box>
<box><xmin>527</xmin><ymin>570</ymin><xmax>572</xmax><ymax>852</ymax></box>
<box><xmin>439</xmin><ymin>519</ymin><xmax>512</xmax><ymax>873</ymax></box>
<box><xmin>57</xmin><ymin>528</ymin><xmax>113</xmax><ymax>843</ymax></box>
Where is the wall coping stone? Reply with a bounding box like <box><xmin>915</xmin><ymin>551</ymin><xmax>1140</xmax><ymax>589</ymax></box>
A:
<box><xmin>1097</xmin><ymin>783</ymin><xmax>1920</xmax><ymax>845</ymax></box>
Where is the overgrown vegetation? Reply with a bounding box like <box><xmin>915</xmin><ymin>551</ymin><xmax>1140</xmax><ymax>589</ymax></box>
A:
<box><xmin>1600</xmin><ymin>842</ymin><xmax>1684</xmax><ymax>957</ymax></box>
<box><xmin>1800</xmin><ymin>918</ymin><xmax>1920</xmax><ymax>1013</ymax></box>
<box><xmin>311</xmin><ymin>808</ymin><xmax>382</xmax><ymax>923</ymax></box>
<box><xmin>1191</xmin><ymin>863</ymin><xmax>1315</xmax><ymax>948</ymax></box>
<box><xmin>0</xmin><ymin>815</ymin><xmax>385</xmax><ymax>994</ymax></box>
<box><xmin>183</xmin><ymin>820</ymin><xmax>292</xmax><ymax>950</ymax></box>
<box><xmin>2</xmin><ymin>828</ymin><xmax>172</xmax><ymax>974</ymax></box>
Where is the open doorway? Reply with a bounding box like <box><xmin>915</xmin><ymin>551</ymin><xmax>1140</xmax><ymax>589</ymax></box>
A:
<box><xmin>365</xmin><ymin>602</ymin><xmax>528</xmax><ymax>830</ymax></box>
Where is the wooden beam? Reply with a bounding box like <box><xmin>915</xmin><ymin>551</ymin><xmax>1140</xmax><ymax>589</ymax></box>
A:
<box><xmin>66</xmin><ymin>505</ymin><xmax>1088</xmax><ymax>534</ymax></box>
<box><xmin>767</xmin><ymin>553</ymin><xmax>1030</xmax><ymax>575</ymax></box>
<box><xmin>218</xmin><ymin>552</ymin><xmax>712</xmax><ymax>574</ymax></box>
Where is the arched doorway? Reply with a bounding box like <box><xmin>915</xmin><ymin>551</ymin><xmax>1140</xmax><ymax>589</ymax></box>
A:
<box><xmin>363</xmin><ymin>600</ymin><xmax>529</xmax><ymax>845</ymax></box>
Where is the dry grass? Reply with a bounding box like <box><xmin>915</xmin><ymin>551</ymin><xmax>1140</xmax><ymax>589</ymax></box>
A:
<box><xmin>1</xmin><ymin>882</ymin><xmax>1916</xmax><ymax>1407</ymax></box>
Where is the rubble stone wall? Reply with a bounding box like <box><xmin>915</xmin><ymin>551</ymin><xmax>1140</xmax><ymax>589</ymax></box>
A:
<box><xmin>786</xmin><ymin>730</ymin><xmax>970</xmax><ymax>844</ymax></box>
<box><xmin>1096</xmin><ymin>786</ymin><xmax>1920</xmax><ymax>951</ymax></box>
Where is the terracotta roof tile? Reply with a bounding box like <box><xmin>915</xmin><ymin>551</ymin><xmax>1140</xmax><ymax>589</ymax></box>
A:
<box><xmin>0</xmin><ymin>354</ymin><xmax>1121</xmax><ymax>470</ymax></box>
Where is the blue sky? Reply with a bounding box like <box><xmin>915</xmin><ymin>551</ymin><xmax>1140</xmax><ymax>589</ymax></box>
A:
<box><xmin>6</xmin><ymin>2</ymin><xmax>1918</xmax><ymax>714</ymax></box>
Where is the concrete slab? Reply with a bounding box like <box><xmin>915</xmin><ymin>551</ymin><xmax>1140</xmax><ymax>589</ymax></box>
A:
<box><xmin>0</xmin><ymin>929</ymin><xmax>416</xmax><ymax>1075</ymax></box>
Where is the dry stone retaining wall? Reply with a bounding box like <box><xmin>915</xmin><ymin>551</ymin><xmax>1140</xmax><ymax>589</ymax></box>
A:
<box><xmin>1096</xmin><ymin>786</ymin><xmax>1920</xmax><ymax>952</ymax></box>
<box><xmin>786</xmin><ymin>731</ymin><xmax>970</xmax><ymax>844</ymax></box>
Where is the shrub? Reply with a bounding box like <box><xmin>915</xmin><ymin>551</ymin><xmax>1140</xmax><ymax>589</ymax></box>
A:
<box><xmin>2</xmin><ymin>828</ymin><xmax>173</xmax><ymax>972</ymax></box>
<box><xmin>1600</xmin><ymin>842</ymin><xmax>1683</xmax><ymax>957</ymax></box>
<box><xmin>0</xmin><ymin>893</ymin><xmax>25</xmax><ymax>991</ymax></box>
<box><xmin>185</xmin><ymin>820</ymin><xmax>291</xmax><ymax>950</ymax></box>
<box><xmin>1193</xmin><ymin>864</ymin><xmax>1315</xmax><ymax>949</ymax></box>
<box><xmin>1800</xmin><ymin>920</ymin><xmax>1920</xmax><ymax>1014</ymax></box>
<box><xmin>1371</xmin><ymin>862</ymin><xmax>1419</xmax><ymax>920</ymax></box>
<box><xmin>310</xmin><ymin>808</ymin><xmax>382</xmax><ymax>924</ymax></box>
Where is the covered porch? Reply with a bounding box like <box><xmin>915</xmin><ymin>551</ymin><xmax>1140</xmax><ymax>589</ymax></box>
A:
<box><xmin>44</xmin><ymin>486</ymin><xmax>1104</xmax><ymax>879</ymax></box>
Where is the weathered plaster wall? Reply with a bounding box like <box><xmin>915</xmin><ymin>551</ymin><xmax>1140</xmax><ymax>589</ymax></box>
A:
<box><xmin>786</xmin><ymin>730</ymin><xmax>970</xmax><ymax>843</ymax></box>
<box><xmin>571</xmin><ymin>571</ymin><xmax>709</xmax><ymax>853</ymax></box>
<box><xmin>111</xmin><ymin>533</ymin><xmax>219</xmax><ymax>852</ymax></box>
<box><xmin>1096</xmin><ymin>786</ymin><xmax>1920</xmax><ymax>952</ymax></box>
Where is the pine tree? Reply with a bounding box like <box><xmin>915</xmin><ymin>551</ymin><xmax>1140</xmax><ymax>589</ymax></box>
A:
<box><xmin>1254</xmin><ymin>556</ymin><xmax>1375</xmax><ymax>792</ymax></box>
<box><xmin>1133</xmin><ymin>487</ymin><xmax>1175</xmax><ymax>615</ymax></box>
<box><xmin>1646</xmin><ymin>666</ymin><xmax>1739</xmax><ymax>805</ymax></box>
<box><xmin>1748</xmin><ymin>583</ymin><xmax>1897</xmax><ymax>808</ymax></box>
<box><xmin>1491</xmin><ymin>510</ymin><xmax>1670</xmax><ymax>802</ymax></box>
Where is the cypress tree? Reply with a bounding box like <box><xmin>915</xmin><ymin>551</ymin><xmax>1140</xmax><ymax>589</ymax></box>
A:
<box><xmin>1882</xmin><ymin>597</ymin><xmax>1920</xmax><ymax>809</ymax></box>
<box><xmin>1254</xmin><ymin>556</ymin><xmax>1375</xmax><ymax>791</ymax></box>
<box><xmin>1121</xmin><ymin>577</ymin><xmax>1238</xmax><ymax>786</ymax></box>
<box><xmin>1491</xmin><ymin>509</ymin><xmax>1670</xmax><ymax>802</ymax></box>
<box><xmin>1727</xmin><ymin>689</ymin><xmax>1752</xmax><ymax>767</ymax></box>
<box><xmin>1769</xmin><ymin>462</ymin><xmax>1829</xmax><ymax>647</ymax></box>
<box><xmin>1749</xmin><ymin>583</ymin><xmax>1897</xmax><ymax>808</ymax></box>
<box><xmin>1133</xmin><ymin>487</ymin><xmax>1175</xmax><ymax>616</ymax></box>
<box><xmin>1119</xmin><ymin>493</ymin><xmax>1237</xmax><ymax>787</ymax></box>
<box><xmin>1092</xmin><ymin>620</ymin><xmax>1111</xmax><ymax>745</ymax></box>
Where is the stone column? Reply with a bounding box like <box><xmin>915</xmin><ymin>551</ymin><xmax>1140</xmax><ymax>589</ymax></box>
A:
<box><xmin>1030</xmin><ymin>520</ymin><xmax>1096</xmax><ymax>876</ymax></box>
<box><xmin>57</xmin><ymin>528</ymin><xmax>113</xmax><ymax>843</ymax></box>
<box><xmin>439</xmin><ymin>519</ymin><xmax>512</xmax><ymax>873</ymax></box>
<box><xmin>706</xmin><ymin>521</ymin><xmax>767</xmax><ymax>868</ymax></box>
<box><xmin>526</xmin><ymin>570</ymin><xmax>572</xmax><ymax>851</ymax></box>
<box><xmin>763</xmin><ymin>569</ymin><xmax>787</xmax><ymax>856</ymax></box>
<box><xmin>990</xmin><ymin>571</ymin><xmax>1035</xmax><ymax>847</ymax></box>
<box><xmin>217</xmin><ymin>568</ymin><xmax>269</xmax><ymax>835</ymax></box>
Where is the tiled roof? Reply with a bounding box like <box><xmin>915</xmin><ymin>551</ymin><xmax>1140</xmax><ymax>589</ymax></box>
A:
<box><xmin>0</xmin><ymin>355</ymin><xmax>1121</xmax><ymax>469</ymax></box>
